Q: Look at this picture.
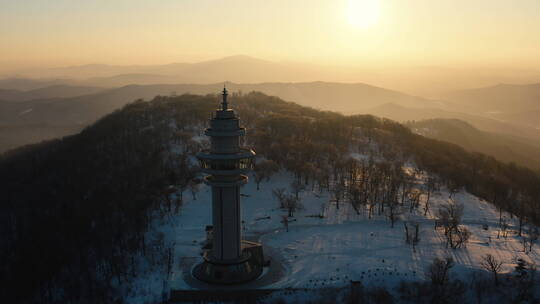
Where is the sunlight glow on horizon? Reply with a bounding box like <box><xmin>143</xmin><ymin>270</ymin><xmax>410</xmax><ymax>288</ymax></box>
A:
<box><xmin>1</xmin><ymin>0</ymin><xmax>540</xmax><ymax>72</ymax></box>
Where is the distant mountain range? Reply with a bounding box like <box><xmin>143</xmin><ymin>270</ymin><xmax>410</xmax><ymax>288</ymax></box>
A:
<box><xmin>0</xmin><ymin>81</ymin><xmax>436</xmax><ymax>152</ymax></box>
<box><xmin>0</xmin><ymin>78</ymin><xmax>70</xmax><ymax>91</ymax></box>
<box><xmin>2</xmin><ymin>79</ymin><xmax>540</xmax><ymax>157</ymax></box>
<box><xmin>0</xmin><ymin>81</ymin><xmax>437</xmax><ymax>126</ymax></box>
<box><xmin>443</xmin><ymin>83</ymin><xmax>540</xmax><ymax>128</ymax></box>
<box><xmin>3</xmin><ymin>57</ymin><xmax>540</xmax><ymax>170</ymax></box>
<box><xmin>9</xmin><ymin>56</ymin><xmax>350</xmax><ymax>86</ymax></box>
<box><xmin>0</xmin><ymin>85</ymin><xmax>104</xmax><ymax>102</ymax></box>
<box><xmin>367</xmin><ymin>103</ymin><xmax>540</xmax><ymax>144</ymax></box>
<box><xmin>6</xmin><ymin>55</ymin><xmax>540</xmax><ymax>97</ymax></box>
<box><xmin>407</xmin><ymin>118</ymin><xmax>540</xmax><ymax>170</ymax></box>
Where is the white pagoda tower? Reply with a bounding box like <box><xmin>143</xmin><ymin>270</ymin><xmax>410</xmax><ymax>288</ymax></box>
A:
<box><xmin>193</xmin><ymin>87</ymin><xmax>262</xmax><ymax>284</ymax></box>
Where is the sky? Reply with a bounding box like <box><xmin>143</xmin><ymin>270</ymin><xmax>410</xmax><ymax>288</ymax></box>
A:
<box><xmin>1</xmin><ymin>0</ymin><xmax>540</xmax><ymax>72</ymax></box>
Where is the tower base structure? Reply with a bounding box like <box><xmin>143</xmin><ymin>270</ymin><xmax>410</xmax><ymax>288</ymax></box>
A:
<box><xmin>192</xmin><ymin>241</ymin><xmax>264</xmax><ymax>285</ymax></box>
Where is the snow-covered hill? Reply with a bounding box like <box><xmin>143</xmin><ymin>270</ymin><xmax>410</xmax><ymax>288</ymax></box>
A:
<box><xmin>4</xmin><ymin>93</ymin><xmax>538</xmax><ymax>304</ymax></box>
<box><xmin>130</xmin><ymin>155</ymin><xmax>539</xmax><ymax>303</ymax></box>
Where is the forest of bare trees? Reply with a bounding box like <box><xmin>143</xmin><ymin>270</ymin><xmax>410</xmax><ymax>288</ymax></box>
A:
<box><xmin>1</xmin><ymin>92</ymin><xmax>539</xmax><ymax>303</ymax></box>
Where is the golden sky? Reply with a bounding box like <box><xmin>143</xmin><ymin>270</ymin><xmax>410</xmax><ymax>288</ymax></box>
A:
<box><xmin>1</xmin><ymin>0</ymin><xmax>540</xmax><ymax>71</ymax></box>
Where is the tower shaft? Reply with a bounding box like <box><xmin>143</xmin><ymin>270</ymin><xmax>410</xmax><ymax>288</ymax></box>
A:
<box><xmin>212</xmin><ymin>185</ymin><xmax>241</xmax><ymax>260</ymax></box>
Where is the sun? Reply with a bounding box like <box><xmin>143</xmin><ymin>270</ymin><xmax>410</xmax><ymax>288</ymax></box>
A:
<box><xmin>346</xmin><ymin>0</ymin><xmax>381</xmax><ymax>29</ymax></box>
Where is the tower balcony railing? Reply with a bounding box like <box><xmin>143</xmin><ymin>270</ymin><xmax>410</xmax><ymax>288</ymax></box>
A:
<box><xmin>196</xmin><ymin>148</ymin><xmax>255</xmax><ymax>161</ymax></box>
<box><xmin>196</xmin><ymin>148</ymin><xmax>255</xmax><ymax>175</ymax></box>
<box><xmin>204</xmin><ymin>128</ymin><xmax>246</xmax><ymax>137</ymax></box>
<box><xmin>203</xmin><ymin>174</ymin><xmax>249</xmax><ymax>186</ymax></box>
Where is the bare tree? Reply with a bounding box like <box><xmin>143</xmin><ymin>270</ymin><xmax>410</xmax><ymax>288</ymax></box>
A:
<box><xmin>386</xmin><ymin>200</ymin><xmax>402</xmax><ymax>228</ymax></box>
<box><xmin>272</xmin><ymin>188</ymin><xmax>287</xmax><ymax>208</ymax></box>
<box><xmin>290</xmin><ymin>179</ymin><xmax>306</xmax><ymax>200</ymax></box>
<box><xmin>481</xmin><ymin>254</ymin><xmax>503</xmax><ymax>286</ymax></box>
<box><xmin>522</xmin><ymin>236</ymin><xmax>530</xmax><ymax>253</ymax></box>
<box><xmin>447</xmin><ymin>180</ymin><xmax>461</xmax><ymax>199</ymax></box>
<box><xmin>429</xmin><ymin>257</ymin><xmax>454</xmax><ymax>286</ymax></box>
<box><xmin>281</xmin><ymin>215</ymin><xmax>289</xmax><ymax>232</ymax></box>
<box><xmin>454</xmin><ymin>226</ymin><xmax>471</xmax><ymax>249</ymax></box>
<box><xmin>413</xmin><ymin>223</ymin><xmax>421</xmax><ymax>249</ymax></box>
<box><xmin>515</xmin><ymin>192</ymin><xmax>528</xmax><ymax>237</ymax></box>
<box><xmin>513</xmin><ymin>258</ymin><xmax>537</xmax><ymax>302</ymax></box>
<box><xmin>436</xmin><ymin>200</ymin><xmax>468</xmax><ymax>248</ymax></box>
<box><xmin>254</xmin><ymin>159</ymin><xmax>279</xmax><ymax>190</ymax></box>
<box><xmin>498</xmin><ymin>218</ymin><xmax>509</xmax><ymax>239</ymax></box>
<box><xmin>253</xmin><ymin>168</ymin><xmax>266</xmax><ymax>191</ymax></box>
<box><xmin>188</xmin><ymin>179</ymin><xmax>200</xmax><ymax>200</ymax></box>
<box><xmin>404</xmin><ymin>222</ymin><xmax>421</xmax><ymax>252</ymax></box>
<box><xmin>529</xmin><ymin>227</ymin><xmax>539</xmax><ymax>252</ymax></box>
<box><xmin>522</xmin><ymin>226</ymin><xmax>539</xmax><ymax>254</ymax></box>
<box><xmin>408</xmin><ymin>189</ymin><xmax>423</xmax><ymax>213</ymax></box>
<box><xmin>331</xmin><ymin>181</ymin><xmax>345</xmax><ymax>210</ymax></box>
<box><xmin>423</xmin><ymin>176</ymin><xmax>438</xmax><ymax>216</ymax></box>
<box><xmin>400</xmin><ymin>173</ymin><xmax>415</xmax><ymax>206</ymax></box>
<box><xmin>284</xmin><ymin>194</ymin><xmax>303</xmax><ymax>217</ymax></box>
<box><xmin>319</xmin><ymin>202</ymin><xmax>326</xmax><ymax>218</ymax></box>
<box><xmin>274</xmin><ymin>188</ymin><xmax>303</xmax><ymax>217</ymax></box>
<box><xmin>349</xmin><ymin>184</ymin><xmax>365</xmax><ymax>215</ymax></box>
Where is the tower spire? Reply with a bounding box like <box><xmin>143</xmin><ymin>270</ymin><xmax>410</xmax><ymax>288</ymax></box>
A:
<box><xmin>221</xmin><ymin>85</ymin><xmax>228</xmax><ymax>111</ymax></box>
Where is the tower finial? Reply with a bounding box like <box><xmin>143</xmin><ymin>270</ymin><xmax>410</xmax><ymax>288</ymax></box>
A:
<box><xmin>221</xmin><ymin>85</ymin><xmax>228</xmax><ymax>111</ymax></box>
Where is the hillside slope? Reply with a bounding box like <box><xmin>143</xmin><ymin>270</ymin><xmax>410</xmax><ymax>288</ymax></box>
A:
<box><xmin>1</xmin><ymin>93</ymin><xmax>539</xmax><ymax>303</ymax></box>
<box><xmin>0</xmin><ymin>123</ymin><xmax>83</xmax><ymax>153</ymax></box>
<box><xmin>166</xmin><ymin>168</ymin><xmax>537</xmax><ymax>304</ymax></box>
<box><xmin>0</xmin><ymin>82</ymin><xmax>437</xmax><ymax>152</ymax></box>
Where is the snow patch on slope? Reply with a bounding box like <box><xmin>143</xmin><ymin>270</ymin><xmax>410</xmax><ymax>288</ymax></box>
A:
<box><xmin>161</xmin><ymin>169</ymin><xmax>539</xmax><ymax>293</ymax></box>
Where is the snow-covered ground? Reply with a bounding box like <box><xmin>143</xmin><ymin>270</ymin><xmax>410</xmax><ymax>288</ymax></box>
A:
<box><xmin>122</xmin><ymin>137</ymin><xmax>538</xmax><ymax>303</ymax></box>
<box><xmin>157</xmin><ymin>170</ymin><xmax>539</xmax><ymax>294</ymax></box>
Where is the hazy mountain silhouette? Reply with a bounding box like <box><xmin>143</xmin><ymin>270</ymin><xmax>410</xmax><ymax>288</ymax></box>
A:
<box><xmin>368</xmin><ymin>103</ymin><xmax>540</xmax><ymax>144</ymax></box>
<box><xmin>19</xmin><ymin>55</ymin><xmax>332</xmax><ymax>84</ymax></box>
<box><xmin>9</xmin><ymin>56</ymin><xmax>540</xmax><ymax>97</ymax></box>
<box><xmin>496</xmin><ymin>110</ymin><xmax>540</xmax><ymax>129</ymax></box>
<box><xmin>0</xmin><ymin>85</ymin><xmax>105</xmax><ymax>102</ymax></box>
<box><xmin>407</xmin><ymin>119</ymin><xmax>540</xmax><ymax>170</ymax></box>
<box><xmin>0</xmin><ymin>81</ymin><xmax>437</xmax><ymax>152</ymax></box>
<box><xmin>0</xmin><ymin>78</ymin><xmax>69</xmax><ymax>91</ymax></box>
<box><xmin>0</xmin><ymin>82</ymin><xmax>436</xmax><ymax>126</ymax></box>
<box><xmin>444</xmin><ymin>83</ymin><xmax>540</xmax><ymax>121</ymax></box>
<box><xmin>3</xmin><ymin>78</ymin><xmax>540</xmax><ymax>157</ymax></box>
<box><xmin>0</xmin><ymin>123</ymin><xmax>83</xmax><ymax>153</ymax></box>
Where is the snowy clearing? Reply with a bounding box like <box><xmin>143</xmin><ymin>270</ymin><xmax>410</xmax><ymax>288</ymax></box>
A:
<box><xmin>158</xmin><ymin>170</ymin><xmax>540</xmax><ymax>293</ymax></box>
